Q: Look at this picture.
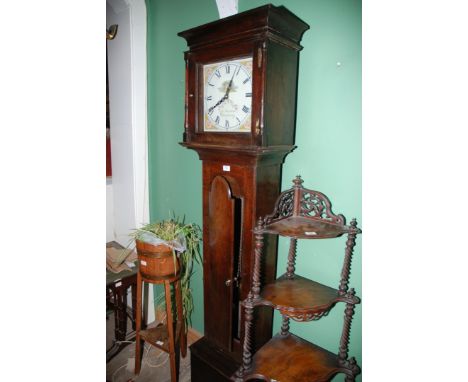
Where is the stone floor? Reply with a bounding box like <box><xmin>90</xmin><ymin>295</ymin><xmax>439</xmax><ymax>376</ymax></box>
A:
<box><xmin>106</xmin><ymin>314</ymin><xmax>191</xmax><ymax>382</ymax></box>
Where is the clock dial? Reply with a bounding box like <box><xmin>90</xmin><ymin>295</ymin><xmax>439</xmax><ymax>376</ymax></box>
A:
<box><xmin>203</xmin><ymin>57</ymin><xmax>253</xmax><ymax>133</ymax></box>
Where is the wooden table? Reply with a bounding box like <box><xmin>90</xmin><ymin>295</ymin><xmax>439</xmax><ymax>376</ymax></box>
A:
<box><xmin>106</xmin><ymin>241</ymin><xmax>138</xmax><ymax>362</ymax></box>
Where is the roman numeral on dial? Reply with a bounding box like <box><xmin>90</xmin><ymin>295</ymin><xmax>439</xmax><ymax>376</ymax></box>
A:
<box><xmin>242</xmin><ymin>105</ymin><xmax>250</xmax><ymax>113</ymax></box>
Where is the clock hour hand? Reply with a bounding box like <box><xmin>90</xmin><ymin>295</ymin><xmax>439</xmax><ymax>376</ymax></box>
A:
<box><xmin>208</xmin><ymin>94</ymin><xmax>228</xmax><ymax>114</ymax></box>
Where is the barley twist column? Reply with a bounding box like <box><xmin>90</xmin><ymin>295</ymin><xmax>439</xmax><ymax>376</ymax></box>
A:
<box><xmin>286</xmin><ymin>238</ymin><xmax>297</xmax><ymax>278</ymax></box>
<box><xmin>237</xmin><ymin>219</ymin><xmax>264</xmax><ymax>379</ymax></box>
<box><xmin>281</xmin><ymin>237</ymin><xmax>297</xmax><ymax>336</ymax></box>
<box><xmin>339</xmin><ymin>219</ymin><xmax>359</xmax><ymax>294</ymax></box>
<box><xmin>280</xmin><ymin>315</ymin><xmax>290</xmax><ymax>336</ymax></box>
<box><xmin>241</xmin><ymin>295</ymin><xmax>254</xmax><ymax>372</ymax></box>
<box><xmin>338</xmin><ymin>288</ymin><xmax>356</xmax><ymax>362</ymax></box>
<box><xmin>252</xmin><ymin>218</ymin><xmax>264</xmax><ymax>299</ymax></box>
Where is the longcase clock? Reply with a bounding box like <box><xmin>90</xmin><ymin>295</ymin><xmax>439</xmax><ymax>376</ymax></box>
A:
<box><xmin>178</xmin><ymin>5</ymin><xmax>309</xmax><ymax>381</ymax></box>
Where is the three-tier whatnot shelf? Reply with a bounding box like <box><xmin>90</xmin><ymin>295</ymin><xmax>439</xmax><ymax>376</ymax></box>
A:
<box><xmin>233</xmin><ymin>176</ymin><xmax>361</xmax><ymax>382</ymax></box>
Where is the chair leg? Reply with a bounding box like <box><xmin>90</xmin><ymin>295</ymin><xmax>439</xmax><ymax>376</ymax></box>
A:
<box><xmin>131</xmin><ymin>282</ymin><xmax>137</xmax><ymax>331</ymax></box>
<box><xmin>176</xmin><ymin>278</ymin><xmax>187</xmax><ymax>357</ymax></box>
<box><xmin>134</xmin><ymin>272</ymin><xmax>143</xmax><ymax>375</ymax></box>
<box><xmin>110</xmin><ymin>287</ymin><xmax>120</xmax><ymax>342</ymax></box>
<box><xmin>117</xmin><ymin>287</ymin><xmax>128</xmax><ymax>341</ymax></box>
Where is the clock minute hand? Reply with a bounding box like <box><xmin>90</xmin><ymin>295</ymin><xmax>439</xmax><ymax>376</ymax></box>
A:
<box><xmin>225</xmin><ymin>71</ymin><xmax>236</xmax><ymax>98</ymax></box>
<box><xmin>208</xmin><ymin>71</ymin><xmax>236</xmax><ymax>113</ymax></box>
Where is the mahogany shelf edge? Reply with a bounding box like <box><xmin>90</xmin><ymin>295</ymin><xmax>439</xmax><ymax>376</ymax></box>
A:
<box><xmin>254</xmin><ymin>274</ymin><xmax>360</xmax><ymax>320</ymax></box>
<box><xmin>238</xmin><ymin>332</ymin><xmax>357</xmax><ymax>382</ymax></box>
<box><xmin>257</xmin><ymin>216</ymin><xmax>360</xmax><ymax>239</ymax></box>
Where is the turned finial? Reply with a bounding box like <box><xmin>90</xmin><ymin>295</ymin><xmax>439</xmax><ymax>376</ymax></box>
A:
<box><xmin>292</xmin><ymin>175</ymin><xmax>304</xmax><ymax>187</ymax></box>
<box><xmin>349</xmin><ymin>218</ymin><xmax>362</xmax><ymax>234</ymax></box>
<box><xmin>256</xmin><ymin>217</ymin><xmax>264</xmax><ymax>230</ymax></box>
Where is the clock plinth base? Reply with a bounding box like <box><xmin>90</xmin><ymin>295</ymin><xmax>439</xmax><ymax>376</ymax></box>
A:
<box><xmin>190</xmin><ymin>337</ymin><xmax>240</xmax><ymax>382</ymax></box>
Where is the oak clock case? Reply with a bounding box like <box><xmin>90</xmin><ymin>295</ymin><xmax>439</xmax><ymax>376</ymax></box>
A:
<box><xmin>178</xmin><ymin>5</ymin><xmax>309</xmax><ymax>382</ymax></box>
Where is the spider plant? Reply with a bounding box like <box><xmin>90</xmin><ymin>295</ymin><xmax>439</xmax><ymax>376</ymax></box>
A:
<box><xmin>131</xmin><ymin>217</ymin><xmax>202</xmax><ymax>332</ymax></box>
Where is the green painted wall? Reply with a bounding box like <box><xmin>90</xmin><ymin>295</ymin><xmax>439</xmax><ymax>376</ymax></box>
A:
<box><xmin>147</xmin><ymin>1</ymin><xmax>361</xmax><ymax>379</ymax></box>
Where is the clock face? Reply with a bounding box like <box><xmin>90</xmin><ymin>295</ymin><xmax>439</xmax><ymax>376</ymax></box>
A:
<box><xmin>203</xmin><ymin>57</ymin><xmax>253</xmax><ymax>133</ymax></box>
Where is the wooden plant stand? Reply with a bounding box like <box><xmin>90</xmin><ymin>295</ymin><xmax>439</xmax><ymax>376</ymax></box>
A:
<box><xmin>134</xmin><ymin>243</ymin><xmax>187</xmax><ymax>382</ymax></box>
<box><xmin>233</xmin><ymin>176</ymin><xmax>362</xmax><ymax>382</ymax></box>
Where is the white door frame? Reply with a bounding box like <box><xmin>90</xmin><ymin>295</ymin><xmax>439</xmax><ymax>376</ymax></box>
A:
<box><xmin>107</xmin><ymin>0</ymin><xmax>152</xmax><ymax>320</ymax></box>
<box><xmin>107</xmin><ymin>0</ymin><xmax>149</xmax><ymax>245</ymax></box>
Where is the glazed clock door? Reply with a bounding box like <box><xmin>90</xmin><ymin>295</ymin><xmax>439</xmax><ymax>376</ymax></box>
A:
<box><xmin>203</xmin><ymin>57</ymin><xmax>253</xmax><ymax>133</ymax></box>
<box><xmin>207</xmin><ymin>176</ymin><xmax>241</xmax><ymax>351</ymax></box>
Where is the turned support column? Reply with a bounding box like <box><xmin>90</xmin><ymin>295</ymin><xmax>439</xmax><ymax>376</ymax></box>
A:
<box><xmin>280</xmin><ymin>237</ymin><xmax>297</xmax><ymax>336</ymax></box>
<box><xmin>280</xmin><ymin>315</ymin><xmax>290</xmax><ymax>336</ymax></box>
<box><xmin>236</xmin><ymin>218</ymin><xmax>264</xmax><ymax>380</ymax></box>
<box><xmin>251</xmin><ymin>218</ymin><xmax>264</xmax><ymax>299</ymax></box>
<box><xmin>286</xmin><ymin>238</ymin><xmax>297</xmax><ymax>278</ymax></box>
<box><xmin>239</xmin><ymin>297</ymin><xmax>254</xmax><ymax>375</ymax></box>
<box><xmin>339</xmin><ymin>219</ymin><xmax>359</xmax><ymax>294</ymax></box>
<box><xmin>338</xmin><ymin>288</ymin><xmax>356</xmax><ymax>362</ymax></box>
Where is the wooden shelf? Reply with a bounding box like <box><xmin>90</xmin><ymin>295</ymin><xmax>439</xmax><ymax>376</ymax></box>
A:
<box><xmin>243</xmin><ymin>333</ymin><xmax>350</xmax><ymax>382</ymax></box>
<box><xmin>139</xmin><ymin>322</ymin><xmax>182</xmax><ymax>353</ymax></box>
<box><xmin>259</xmin><ymin>274</ymin><xmax>344</xmax><ymax>319</ymax></box>
<box><xmin>233</xmin><ymin>178</ymin><xmax>361</xmax><ymax>382</ymax></box>
<box><xmin>259</xmin><ymin>216</ymin><xmax>353</xmax><ymax>239</ymax></box>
